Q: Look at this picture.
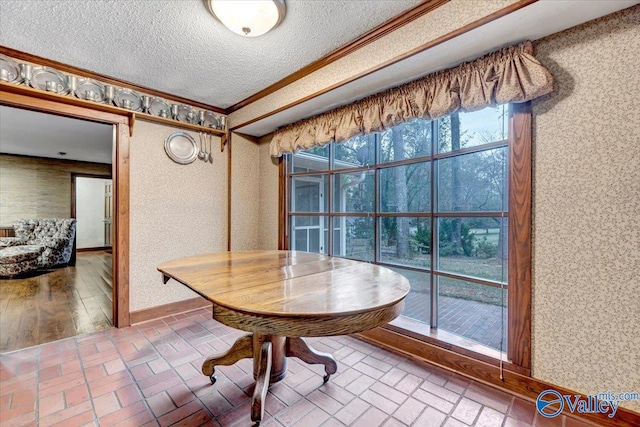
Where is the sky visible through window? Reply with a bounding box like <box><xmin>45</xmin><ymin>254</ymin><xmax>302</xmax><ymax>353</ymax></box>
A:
<box><xmin>457</xmin><ymin>105</ymin><xmax>508</xmax><ymax>146</ymax></box>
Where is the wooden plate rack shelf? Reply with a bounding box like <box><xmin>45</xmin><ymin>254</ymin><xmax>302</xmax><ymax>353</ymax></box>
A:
<box><xmin>0</xmin><ymin>81</ymin><xmax>229</xmax><ymax>151</ymax></box>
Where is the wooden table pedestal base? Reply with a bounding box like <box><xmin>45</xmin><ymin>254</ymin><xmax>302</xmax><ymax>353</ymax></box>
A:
<box><xmin>201</xmin><ymin>333</ymin><xmax>338</xmax><ymax>425</ymax></box>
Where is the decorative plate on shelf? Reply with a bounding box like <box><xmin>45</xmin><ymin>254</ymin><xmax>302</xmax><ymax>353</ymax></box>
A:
<box><xmin>176</xmin><ymin>104</ymin><xmax>198</xmax><ymax>124</ymax></box>
<box><xmin>0</xmin><ymin>54</ymin><xmax>22</xmax><ymax>84</ymax></box>
<box><xmin>202</xmin><ymin>111</ymin><xmax>220</xmax><ymax>129</ymax></box>
<box><xmin>149</xmin><ymin>97</ymin><xmax>171</xmax><ymax>118</ymax></box>
<box><xmin>165</xmin><ymin>131</ymin><xmax>198</xmax><ymax>165</ymax></box>
<box><xmin>114</xmin><ymin>88</ymin><xmax>142</xmax><ymax>111</ymax></box>
<box><xmin>75</xmin><ymin>79</ymin><xmax>106</xmax><ymax>102</ymax></box>
<box><xmin>30</xmin><ymin>67</ymin><xmax>67</xmax><ymax>94</ymax></box>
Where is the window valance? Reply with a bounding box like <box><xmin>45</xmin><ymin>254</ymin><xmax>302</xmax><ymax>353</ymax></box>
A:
<box><xmin>270</xmin><ymin>40</ymin><xmax>553</xmax><ymax>156</ymax></box>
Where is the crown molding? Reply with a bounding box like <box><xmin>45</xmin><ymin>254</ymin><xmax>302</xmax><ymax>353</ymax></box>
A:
<box><xmin>226</xmin><ymin>0</ymin><xmax>450</xmax><ymax>113</ymax></box>
<box><xmin>0</xmin><ymin>45</ymin><xmax>226</xmax><ymax>114</ymax></box>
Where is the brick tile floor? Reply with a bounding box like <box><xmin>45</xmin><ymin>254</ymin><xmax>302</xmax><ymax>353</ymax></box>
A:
<box><xmin>0</xmin><ymin>308</ymin><xmax>594</xmax><ymax>427</ymax></box>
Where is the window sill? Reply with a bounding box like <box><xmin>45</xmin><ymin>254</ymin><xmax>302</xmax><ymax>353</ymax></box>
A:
<box><xmin>385</xmin><ymin>316</ymin><xmax>529</xmax><ymax>376</ymax></box>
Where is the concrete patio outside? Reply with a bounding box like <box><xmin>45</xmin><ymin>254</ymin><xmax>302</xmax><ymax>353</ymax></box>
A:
<box><xmin>402</xmin><ymin>291</ymin><xmax>507</xmax><ymax>352</ymax></box>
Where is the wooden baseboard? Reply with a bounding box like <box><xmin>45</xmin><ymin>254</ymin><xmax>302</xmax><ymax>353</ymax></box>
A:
<box><xmin>357</xmin><ymin>327</ymin><xmax>640</xmax><ymax>427</ymax></box>
<box><xmin>77</xmin><ymin>246</ymin><xmax>112</xmax><ymax>252</ymax></box>
<box><xmin>130</xmin><ymin>296</ymin><xmax>211</xmax><ymax>324</ymax></box>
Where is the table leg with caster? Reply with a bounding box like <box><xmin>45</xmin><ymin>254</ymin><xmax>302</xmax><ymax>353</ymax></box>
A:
<box><xmin>199</xmin><ymin>333</ymin><xmax>338</xmax><ymax>424</ymax></box>
<box><xmin>251</xmin><ymin>341</ymin><xmax>272</xmax><ymax>425</ymax></box>
<box><xmin>286</xmin><ymin>337</ymin><xmax>338</xmax><ymax>383</ymax></box>
<box><xmin>201</xmin><ymin>333</ymin><xmax>253</xmax><ymax>384</ymax></box>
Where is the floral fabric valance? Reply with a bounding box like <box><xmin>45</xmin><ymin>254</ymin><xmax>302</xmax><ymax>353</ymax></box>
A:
<box><xmin>270</xmin><ymin>40</ymin><xmax>553</xmax><ymax>156</ymax></box>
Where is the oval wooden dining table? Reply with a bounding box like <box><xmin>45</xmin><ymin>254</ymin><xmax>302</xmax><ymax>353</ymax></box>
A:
<box><xmin>157</xmin><ymin>250</ymin><xmax>410</xmax><ymax>425</ymax></box>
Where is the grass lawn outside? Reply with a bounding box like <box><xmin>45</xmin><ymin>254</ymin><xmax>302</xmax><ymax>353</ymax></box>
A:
<box><xmin>385</xmin><ymin>255</ymin><xmax>507</xmax><ymax>307</ymax></box>
<box><xmin>340</xmin><ymin>245</ymin><xmax>507</xmax><ymax>306</ymax></box>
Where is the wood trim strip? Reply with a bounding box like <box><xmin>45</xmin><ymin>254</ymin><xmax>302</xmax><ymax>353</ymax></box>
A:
<box><xmin>76</xmin><ymin>246</ymin><xmax>112</xmax><ymax>253</ymax></box>
<box><xmin>0</xmin><ymin>45</ymin><xmax>225</xmax><ymax>114</ymax></box>
<box><xmin>70</xmin><ymin>174</ymin><xmax>77</xmax><ymax>219</ymax></box>
<box><xmin>508</xmin><ymin>102</ymin><xmax>532</xmax><ymax>369</ymax></box>
<box><xmin>70</xmin><ymin>172</ymin><xmax>112</xmax><ymax>179</ymax></box>
<box><xmin>114</xmin><ymin>121</ymin><xmax>130</xmax><ymax>327</ymax></box>
<box><xmin>228</xmin><ymin>0</ymin><xmax>449</xmax><ymax>112</ymax></box>
<box><xmin>227</xmin><ymin>132</ymin><xmax>233</xmax><ymax>251</ymax></box>
<box><xmin>1</xmin><ymin>85</ymin><xmax>128</xmax><ymax>124</ymax></box>
<box><xmin>230</xmin><ymin>0</ymin><xmax>540</xmax><ymax>131</ymax></box>
<box><xmin>130</xmin><ymin>297</ymin><xmax>211</xmax><ymax>324</ymax></box>
<box><xmin>0</xmin><ymin>152</ymin><xmax>111</xmax><ymax>167</ymax></box>
<box><xmin>357</xmin><ymin>327</ymin><xmax>640</xmax><ymax>427</ymax></box>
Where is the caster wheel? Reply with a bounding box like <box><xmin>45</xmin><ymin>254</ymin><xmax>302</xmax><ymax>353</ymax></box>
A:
<box><xmin>323</xmin><ymin>374</ymin><xmax>330</xmax><ymax>383</ymax></box>
<box><xmin>210</xmin><ymin>374</ymin><xmax>217</xmax><ymax>385</ymax></box>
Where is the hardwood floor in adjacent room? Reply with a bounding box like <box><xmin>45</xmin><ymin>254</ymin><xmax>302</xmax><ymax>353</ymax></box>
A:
<box><xmin>0</xmin><ymin>251</ymin><xmax>113</xmax><ymax>353</ymax></box>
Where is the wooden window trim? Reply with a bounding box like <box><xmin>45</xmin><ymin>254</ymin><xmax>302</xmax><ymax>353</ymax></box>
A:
<box><xmin>279</xmin><ymin>102</ymin><xmax>533</xmax><ymax>373</ymax></box>
<box><xmin>506</xmin><ymin>102</ymin><xmax>532</xmax><ymax>369</ymax></box>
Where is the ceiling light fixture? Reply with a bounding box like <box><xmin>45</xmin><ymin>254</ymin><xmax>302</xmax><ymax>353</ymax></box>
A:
<box><xmin>205</xmin><ymin>0</ymin><xmax>285</xmax><ymax>37</ymax></box>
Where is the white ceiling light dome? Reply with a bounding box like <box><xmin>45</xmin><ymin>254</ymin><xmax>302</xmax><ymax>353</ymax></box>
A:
<box><xmin>205</xmin><ymin>0</ymin><xmax>286</xmax><ymax>37</ymax></box>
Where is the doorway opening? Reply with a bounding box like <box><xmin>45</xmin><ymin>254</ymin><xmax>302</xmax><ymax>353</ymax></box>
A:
<box><xmin>0</xmin><ymin>105</ymin><xmax>116</xmax><ymax>352</ymax></box>
<box><xmin>72</xmin><ymin>175</ymin><xmax>114</xmax><ymax>252</ymax></box>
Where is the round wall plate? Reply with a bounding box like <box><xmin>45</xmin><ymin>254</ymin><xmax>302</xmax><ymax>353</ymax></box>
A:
<box><xmin>165</xmin><ymin>131</ymin><xmax>198</xmax><ymax>165</ymax></box>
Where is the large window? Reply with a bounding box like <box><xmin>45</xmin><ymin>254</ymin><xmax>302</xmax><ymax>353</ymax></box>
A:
<box><xmin>286</xmin><ymin>106</ymin><xmax>513</xmax><ymax>355</ymax></box>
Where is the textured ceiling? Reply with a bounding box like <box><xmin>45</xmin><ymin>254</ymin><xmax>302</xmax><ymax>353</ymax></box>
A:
<box><xmin>0</xmin><ymin>106</ymin><xmax>113</xmax><ymax>164</ymax></box>
<box><xmin>0</xmin><ymin>0</ymin><xmax>423</xmax><ymax>109</ymax></box>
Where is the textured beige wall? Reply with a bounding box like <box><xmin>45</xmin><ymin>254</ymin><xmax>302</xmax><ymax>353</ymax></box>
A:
<box><xmin>228</xmin><ymin>0</ymin><xmax>517</xmax><ymax>127</ymax></box>
<box><xmin>129</xmin><ymin>120</ymin><xmax>227</xmax><ymax>311</ymax></box>
<box><xmin>0</xmin><ymin>155</ymin><xmax>110</xmax><ymax>226</ymax></box>
<box><xmin>230</xmin><ymin>134</ymin><xmax>260</xmax><ymax>250</ymax></box>
<box><xmin>258</xmin><ymin>135</ymin><xmax>279</xmax><ymax>250</ymax></box>
<box><xmin>230</xmin><ymin>134</ymin><xmax>280</xmax><ymax>251</ymax></box>
<box><xmin>531</xmin><ymin>7</ymin><xmax>640</xmax><ymax>411</ymax></box>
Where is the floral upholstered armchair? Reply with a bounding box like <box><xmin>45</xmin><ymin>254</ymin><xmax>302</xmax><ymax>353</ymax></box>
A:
<box><xmin>0</xmin><ymin>219</ymin><xmax>76</xmax><ymax>268</ymax></box>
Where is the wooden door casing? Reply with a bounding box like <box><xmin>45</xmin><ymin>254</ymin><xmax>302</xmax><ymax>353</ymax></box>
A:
<box><xmin>1</xmin><ymin>88</ymin><xmax>131</xmax><ymax>328</ymax></box>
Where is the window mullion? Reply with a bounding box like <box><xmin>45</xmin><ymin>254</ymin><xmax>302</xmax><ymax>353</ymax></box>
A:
<box><xmin>430</xmin><ymin>119</ymin><xmax>438</xmax><ymax>328</ymax></box>
<box><xmin>374</xmin><ymin>133</ymin><xmax>380</xmax><ymax>263</ymax></box>
<box><xmin>327</xmin><ymin>143</ymin><xmax>333</xmax><ymax>256</ymax></box>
